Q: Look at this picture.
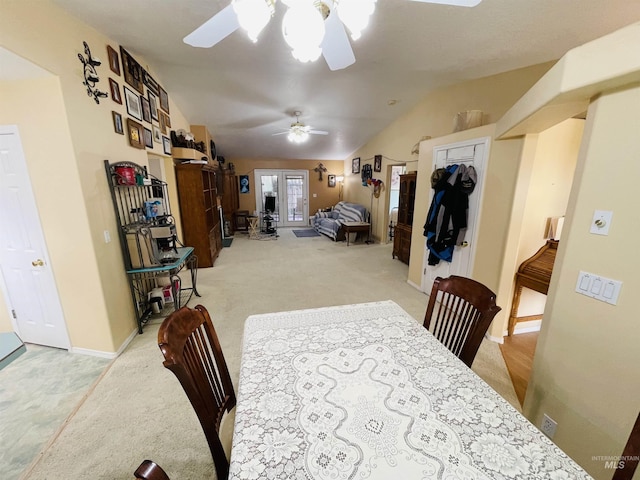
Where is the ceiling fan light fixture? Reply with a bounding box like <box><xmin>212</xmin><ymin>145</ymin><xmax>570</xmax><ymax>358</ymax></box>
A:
<box><xmin>288</xmin><ymin>126</ymin><xmax>310</xmax><ymax>143</ymax></box>
<box><xmin>232</xmin><ymin>0</ymin><xmax>275</xmax><ymax>43</ymax></box>
<box><xmin>282</xmin><ymin>1</ymin><xmax>326</xmax><ymax>63</ymax></box>
<box><xmin>337</xmin><ymin>0</ymin><xmax>377</xmax><ymax>41</ymax></box>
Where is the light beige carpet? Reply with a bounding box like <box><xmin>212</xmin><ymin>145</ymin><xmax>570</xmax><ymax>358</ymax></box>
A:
<box><xmin>22</xmin><ymin>231</ymin><xmax>518</xmax><ymax>479</ymax></box>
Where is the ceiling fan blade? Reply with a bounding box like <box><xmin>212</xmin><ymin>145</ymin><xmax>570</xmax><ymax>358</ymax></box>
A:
<box><xmin>309</xmin><ymin>130</ymin><xmax>329</xmax><ymax>135</ymax></box>
<box><xmin>321</xmin><ymin>8</ymin><xmax>355</xmax><ymax>71</ymax></box>
<box><xmin>183</xmin><ymin>4</ymin><xmax>240</xmax><ymax>48</ymax></box>
<box><xmin>272</xmin><ymin>131</ymin><xmax>289</xmax><ymax>136</ymax></box>
<box><xmin>409</xmin><ymin>0</ymin><xmax>482</xmax><ymax>6</ymax></box>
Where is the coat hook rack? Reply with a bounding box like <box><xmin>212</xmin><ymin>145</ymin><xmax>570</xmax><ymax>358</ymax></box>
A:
<box><xmin>78</xmin><ymin>41</ymin><xmax>108</xmax><ymax>104</ymax></box>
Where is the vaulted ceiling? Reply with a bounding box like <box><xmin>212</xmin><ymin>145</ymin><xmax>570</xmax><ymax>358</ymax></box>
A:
<box><xmin>53</xmin><ymin>0</ymin><xmax>640</xmax><ymax>160</ymax></box>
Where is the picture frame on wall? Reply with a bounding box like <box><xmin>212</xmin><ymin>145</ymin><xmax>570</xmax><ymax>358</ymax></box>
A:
<box><xmin>126</xmin><ymin>118</ymin><xmax>145</xmax><ymax>149</ymax></box>
<box><xmin>328</xmin><ymin>175</ymin><xmax>336</xmax><ymax>187</ymax></box>
<box><xmin>142</xmin><ymin>69</ymin><xmax>159</xmax><ymax>95</ymax></box>
<box><xmin>152</xmin><ymin>125</ymin><xmax>162</xmax><ymax>143</ymax></box>
<box><xmin>148</xmin><ymin>91</ymin><xmax>159</xmax><ymax>121</ymax></box>
<box><xmin>162</xmin><ymin>135</ymin><xmax>172</xmax><ymax>155</ymax></box>
<box><xmin>124</xmin><ymin>86</ymin><xmax>142</xmax><ymax>121</ymax></box>
<box><xmin>141</xmin><ymin>95</ymin><xmax>152</xmax><ymax>123</ymax></box>
<box><xmin>112</xmin><ymin>111</ymin><xmax>124</xmax><ymax>135</ymax></box>
<box><xmin>109</xmin><ymin>78</ymin><xmax>121</xmax><ymax>104</ymax></box>
<box><xmin>120</xmin><ymin>46</ymin><xmax>144</xmax><ymax>94</ymax></box>
<box><xmin>374</xmin><ymin>154</ymin><xmax>382</xmax><ymax>172</ymax></box>
<box><xmin>144</xmin><ymin>127</ymin><xmax>153</xmax><ymax>148</ymax></box>
<box><xmin>239</xmin><ymin>175</ymin><xmax>250</xmax><ymax>194</ymax></box>
<box><xmin>106</xmin><ymin>45</ymin><xmax>120</xmax><ymax>76</ymax></box>
<box><xmin>158</xmin><ymin>85</ymin><xmax>169</xmax><ymax>113</ymax></box>
<box><xmin>352</xmin><ymin>157</ymin><xmax>361</xmax><ymax>174</ymax></box>
<box><xmin>159</xmin><ymin>110</ymin><xmax>167</xmax><ymax>134</ymax></box>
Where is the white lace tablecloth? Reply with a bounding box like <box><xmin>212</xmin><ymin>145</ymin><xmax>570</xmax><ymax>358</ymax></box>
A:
<box><xmin>229</xmin><ymin>301</ymin><xmax>592</xmax><ymax>480</ymax></box>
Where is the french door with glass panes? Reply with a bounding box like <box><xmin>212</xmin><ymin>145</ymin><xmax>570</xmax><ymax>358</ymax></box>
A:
<box><xmin>254</xmin><ymin>169</ymin><xmax>309</xmax><ymax>227</ymax></box>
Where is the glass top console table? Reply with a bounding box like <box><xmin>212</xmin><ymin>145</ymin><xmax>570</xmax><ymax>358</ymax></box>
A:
<box><xmin>126</xmin><ymin>246</ymin><xmax>200</xmax><ymax>333</ymax></box>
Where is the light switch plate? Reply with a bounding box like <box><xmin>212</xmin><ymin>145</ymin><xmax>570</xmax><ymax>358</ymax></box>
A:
<box><xmin>590</xmin><ymin>210</ymin><xmax>613</xmax><ymax>235</ymax></box>
<box><xmin>575</xmin><ymin>270</ymin><xmax>622</xmax><ymax>305</ymax></box>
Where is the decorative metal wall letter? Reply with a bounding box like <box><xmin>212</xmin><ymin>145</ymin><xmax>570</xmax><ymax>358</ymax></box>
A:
<box><xmin>78</xmin><ymin>41</ymin><xmax>108</xmax><ymax>104</ymax></box>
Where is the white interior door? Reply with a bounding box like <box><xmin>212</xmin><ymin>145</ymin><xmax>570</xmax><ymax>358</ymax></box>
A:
<box><xmin>422</xmin><ymin>137</ymin><xmax>490</xmax><ymax>294</ymax></box>
<box><xmin>0</xmin><ymin>125</ymin><xmax>70</xmax><ymax>349</ymax></box>
<box><xmin>254</xmin><ymin>169</ymin><xmax>309</xmax><ymax>227</ymax></box>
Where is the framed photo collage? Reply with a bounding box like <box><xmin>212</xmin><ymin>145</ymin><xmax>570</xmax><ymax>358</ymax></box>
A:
<box><xmin>107</xmin><ymin>45</ymin><xmax>171</xmax><ymax>153</ymax></box>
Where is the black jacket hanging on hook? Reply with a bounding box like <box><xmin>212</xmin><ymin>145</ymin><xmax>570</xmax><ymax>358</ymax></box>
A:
<box><xmin>423</xmin><ymin>164</ymin><xmax>477</xmax><ymax>265</ymax></box>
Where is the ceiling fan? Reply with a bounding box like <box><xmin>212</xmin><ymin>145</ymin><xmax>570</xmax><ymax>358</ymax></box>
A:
<box><xmin>183</xmin><ymin>0</ymin><xmax>482</xmax><ymax>71</ymax></box>
<box><xmin>272</xmin><ymin>111</ymin><xmax>329</xmax><ymax>143</ymax></box>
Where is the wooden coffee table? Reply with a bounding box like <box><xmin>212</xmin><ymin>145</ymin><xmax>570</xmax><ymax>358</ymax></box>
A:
<box><xmin>342</xmin><ymin>221</ymin><xmax>370</xmax><ymax>246</ymax></box>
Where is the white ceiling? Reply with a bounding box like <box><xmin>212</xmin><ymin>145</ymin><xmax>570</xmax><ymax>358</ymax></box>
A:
<box><xmin>52</xmin><ymin>0</ymin><xmax>640</xmax><ymax>160</ymax></box>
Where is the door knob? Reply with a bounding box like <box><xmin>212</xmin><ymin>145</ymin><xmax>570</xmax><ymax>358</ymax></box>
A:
<box><xmin>32</xmin><ymin>259</ymin><xmax>45</xmax><ymax>267</ymax></box>
<box><xmin>461</xmin><ymin>241</ymin><xmax>469</xmax><ymax>248</ymax></box>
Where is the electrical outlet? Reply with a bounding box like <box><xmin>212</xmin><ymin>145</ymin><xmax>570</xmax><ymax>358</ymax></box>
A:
<box><xmin>541</xmin><ymin>414</ymin><xmax>557</xmax><ymax>439</ymax></box>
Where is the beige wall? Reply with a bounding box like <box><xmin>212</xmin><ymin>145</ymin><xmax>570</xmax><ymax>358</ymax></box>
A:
<box><xmin>524</xmin><ymin>85</ymin><xmax>640</xmax><ymax>479</ymax></box>
<box><xmin>0</xmin><ymin>77</ymin><xmax>113</xmax><ymax>348</ymax></box>
<box><xmin>343</xmin><ymin>62</ymin><xmax>555</xmax><ymax>242</ymax></box>
<box><xmin>232</xmin><ymin>157</ymin><xmax>345</xmax><ymax>216</ymax></box>
<box><xmin>0</xmin><ymin>1</ymin><xmax>191</xmax><ymax>352</ymax></box>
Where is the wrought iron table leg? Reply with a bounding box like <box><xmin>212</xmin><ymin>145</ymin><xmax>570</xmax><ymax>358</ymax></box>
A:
<box><xmin>188</xmin><ymin>254</ymin><xmax>200</xmax><ymax>297</ymax></box>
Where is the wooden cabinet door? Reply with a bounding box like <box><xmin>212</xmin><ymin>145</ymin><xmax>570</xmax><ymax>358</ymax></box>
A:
<box><xmin>175</xmin><ymin>164</ymin><xmax>220</xmax><ymax>268</ymax></box>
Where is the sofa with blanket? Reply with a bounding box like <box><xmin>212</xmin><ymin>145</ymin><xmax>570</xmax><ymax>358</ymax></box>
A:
<box><xmin>312</xmin><ymin>201</ymin><xmax>368</xmax><ymax>241</ymax></box>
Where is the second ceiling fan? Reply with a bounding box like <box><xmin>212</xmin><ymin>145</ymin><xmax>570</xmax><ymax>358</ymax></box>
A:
<box><xmin>183</xmin><ymin>0</ymin><xmax>482</xmax><ymax>71</ymax></box>
<box><xmin>272</xmin><ymin>111</ymin><xmax>328</xmax><ymax>144</ymax></box>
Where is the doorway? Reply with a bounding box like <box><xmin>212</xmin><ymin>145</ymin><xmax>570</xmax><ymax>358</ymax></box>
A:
<box><xmin>0</xmin><ymin>125</ymin><xmax>70</xmax><ymax>349</ymax></box>
<box><xmin>422</xmin><ymin>137</ymin><xmax>490</xmax><ymax>294</ymax></box>
<box><xmin>254</xmin><ymin>169</ymin><xmax>309</xmax><ymax>227</ymax></box>
<box><xmin>501</xmin><ymin>118</ymin><xmax>583</xmax><ymax>404</ymax></box>
<box><xmin>387</xmin><ymin>165</ymin><xmax>406</xmax><ymax>243</ymax></box>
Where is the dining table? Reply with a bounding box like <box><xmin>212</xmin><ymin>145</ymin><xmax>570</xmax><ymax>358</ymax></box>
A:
<box><xmin>229</xmin><ymin>300</ymin><xmax>592</xmax><ymax>479</ymax></box>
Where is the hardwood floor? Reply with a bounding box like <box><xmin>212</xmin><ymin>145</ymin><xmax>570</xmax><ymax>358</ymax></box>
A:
<box><xmin>499</xmin><ymin>331</ymin><xmax>539</xmax><ymax>406</ymax></box>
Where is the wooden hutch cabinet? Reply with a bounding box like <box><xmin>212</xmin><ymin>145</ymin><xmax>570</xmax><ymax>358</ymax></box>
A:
<box><xmin>393</xmin><ymin>172</ymin><xmax>417</xmax><ymax>265</ymax></box>
<box><xmin>174</xmin><ymin>163</ymin><xmax>222</xmax><ymax>268</ymax></box>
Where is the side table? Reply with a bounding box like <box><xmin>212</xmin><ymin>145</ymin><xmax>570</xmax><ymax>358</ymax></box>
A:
<box><xmin>342</xmin><ymin>221</ymin><xmax>371</xmax><ymax>246</ymax></box>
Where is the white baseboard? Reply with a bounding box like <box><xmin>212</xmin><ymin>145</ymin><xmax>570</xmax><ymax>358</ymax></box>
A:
<box><xmin>487</xmin><ymin>319</ymin><xmax>542</xmax><ymax>345</ymax></box>
<box><xmin>69</xmin><ymin>346</ymin><xmax>117</xmax><ymax>359</ymax></box>
<box><xmin>503</xmin><ymin>319</ymin><xmax>542</xmax><ymax>336</ymax></box>
<box><xmin>485</xmin><ymin>333</ymin><xmax>504</xmax><ymax>344</ymax></box>
<box><xmin>69</xmin><ymin>326</ymin><xmax>138</xmax><ymax>359</ymax></box>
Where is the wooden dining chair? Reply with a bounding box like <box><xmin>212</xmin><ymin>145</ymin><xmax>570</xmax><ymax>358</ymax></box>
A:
<box><xmin>158</xmin><ymin>305</ymin><xmax>236</xmax><ymax>480</ymax></box>
<box><xmin>134</xmin><ymin>460</ymin><xmax>170</xmax><ymax>480</ymax></box>
<box><xmin>424</xmin><ymin>275</ymin><xmax>501</xmax><ymax>368</ymax></box>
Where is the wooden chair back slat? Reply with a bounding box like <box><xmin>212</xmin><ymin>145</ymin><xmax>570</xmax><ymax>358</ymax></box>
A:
<box><xmin>424</xmin><ymin>276</ymin><xmax>501</xmax><ymax>368</ymax></box>
<box><xmin>158</xmin><ymin>305</ymin><xmax>236</xmax><ymax>480</ymax></box>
